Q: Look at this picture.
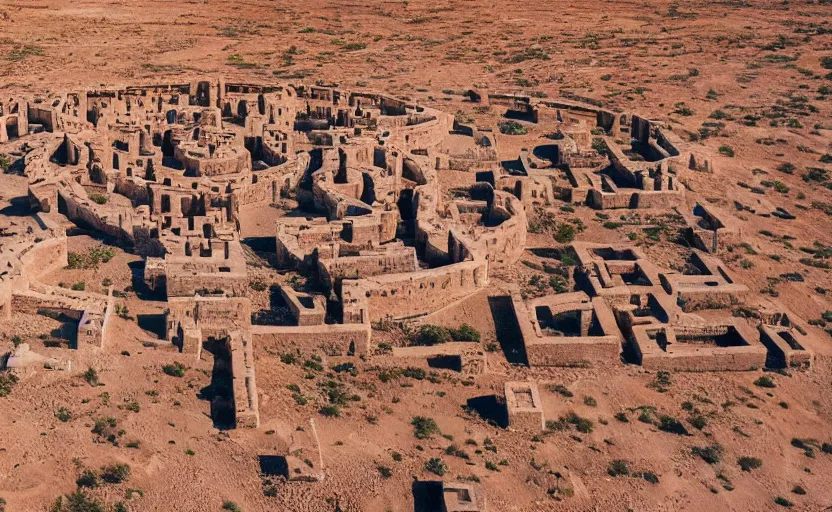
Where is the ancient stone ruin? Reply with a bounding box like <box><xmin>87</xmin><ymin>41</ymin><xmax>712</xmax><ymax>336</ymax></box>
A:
<box><xmin>0</xmin><ymin>77</ymin><xmax>822</xmax><ymax>508</ymax></box>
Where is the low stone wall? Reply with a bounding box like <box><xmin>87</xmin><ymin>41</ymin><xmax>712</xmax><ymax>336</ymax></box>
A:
<box><xmin>252</xmin><ymin>323</ymin><xmax>371</xmax><ymax>356</ymax></box>
<box><xmin>640</xmin><ymin>347</ymin><xmax>766</xmax><ymax>372</ymax></box>
<box><xmin>525</xmin><ymin>338</ymin><xmax>621</xmax><ymax>368</ymax></box>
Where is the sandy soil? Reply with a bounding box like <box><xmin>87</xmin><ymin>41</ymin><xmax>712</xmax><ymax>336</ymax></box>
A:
<box><xmin>1</xmin><ymin>1</ymin><xmax>832</xmax><ymax>511</ymax></box>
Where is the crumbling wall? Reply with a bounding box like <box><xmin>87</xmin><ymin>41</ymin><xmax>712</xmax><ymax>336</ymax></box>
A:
<box><xmin>252</xmin><ymin>323</ymin><xmax>371</xmax><ymax>356</ymax></box>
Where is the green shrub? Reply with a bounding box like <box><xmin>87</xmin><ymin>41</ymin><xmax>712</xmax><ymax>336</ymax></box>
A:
<box><xmin>640</xmin><ymin>471</ymin><xmax>659</xmax><ymax>484</ymax></box>
<box><xmin>0</xmin><ymin>371</ymin><xmax>19</xmax><ymax>397</ymax></box>
<box><xmin>76</xmin><ymin>470</ymin><xmax>99</xmax><ymax>488</ymax></box>
<box><xmin>88</xmin><ymin>193</ymin><xmax>108</xmax><ymax>205</ymax></box>
<box><xmin>51</xmin><ymin>491</ymin><xmax>106</xmax><ymax>512</ymax></box>
<box><xmin>424</xmin><ymin>457</ymin><xmax>447</xmax><ymax>476</ymax></box>
<box><xmin>774</xmin><ymin>496</ymin><xmax>793</xmax><ymax>508</ymax></box>
<box><xmin>319</xmin><ymin>405</ymin><xmax>340</xmax><ymax>417</ymax></box>
<box><xmin>658</xmin><ymin>415</ymin><xmax>689</xmax><ymax>436</ymax></box>
<box><xmin>249</xmin><ymin>279</ymin><xmax>267</xmax><ymax>292</ymax></box>
<box><xmin>55</xmin><ymin>407</ymin><xmax>72</xmax><ymax>422</ymax></box>
<box><xmin>402</xmin><ymin>367</ymin><xmax>426</xmax><ymax>380</ymax></box>
<box><xmin>100</xmin><ymin>464</ymin><xmax>130</xmax><ymax>484</ymax></box>
<box><xmin>777</xmin><ymin>162</ymin><xmax>795</xmax><ymax>174</ymax></box>
<box><xmin>498</xmin><ymin>120</ymin><xmax>528</xmax><ymax>135</ymax></box>
<box><xmin>331</xmin><ymin>362</ymin><xmax>357</xmax><ymax>375</ymax></box>
<box><xmin>564</xmin><ymin>412</ymin><xmax>593</xmax><ymax>433</ymax></box>
<box><xmin>737</xmin><ymin>456</ymin><xmax>763</xmax><ymax>471</ymax></box>
<box><xmin>411</xmin><ymin>325</ymin><xmax>452</xmax><ymax>346</ymax></box>
<box><xmin>692</xmin><ymin>444</ymin><xmax>722</xmax><ymax>464</ymax></box>
<box><xmin>554</xmin><ymin>224</ymin><xmax>576</xmax><ymax>243</ymax></box>
<box><xmin>718</xmin><ymin>145</ymin><xmax>735</xmax><ymax>157</ymax></box>
<box><xmin>449</xmin><ymin>324</ymin><xmax>480</xmax><ymax>342</ymax></box>
<box><xmin>607</xmin><ymin>459</ymin><xmax>629</xmax><ymax>477</ymax></box>
<box><xmin>82</xmin><ymin>367</ymin><xmax>99</xmax><ymax>386</ymax></box>
<box><xmin>549</xmin><ymin>384</ymin><xmax>573</xmax><ymax>398</ymax></box>
<box><xmin>754</xmin><ymin>375</ymin><xmax>775</xmax><ymax>388</ymax></box>
<box><xmin>162</xmin><ymin>362</ymin><xmax>186</xmax><ymax>377</ymax></box>
<box><xmin>342</xmin><ymin>42</ymin><xmax>367</xmax><ymax>51</ymax></box>
<box><xmin>411</xmin><ymin>416</ymin><xmax>440</xmax><ymax>439</ymax></box>
<box><xmin>377</xmin><ymin>465</ymin><xmax>392</xmax><ymax>478</ymax></box>
<box><xmin>222</xmin><ymin>501</ymin><xmax>242</xmax><ymax>512</ymax></box>
<box><xmin>688</xmin><ymin>414</ymin><xmax>708</xmax><ymax>430</ymax></box>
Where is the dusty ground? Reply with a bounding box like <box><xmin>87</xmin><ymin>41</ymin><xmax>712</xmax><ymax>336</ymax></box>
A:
<box><xmin>1</xmin><ymin>0</ymin><xmax>832</xmax><ymax>511</ymax></box>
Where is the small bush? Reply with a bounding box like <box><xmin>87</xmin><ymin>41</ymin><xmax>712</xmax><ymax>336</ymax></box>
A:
<box><xmin>411</xmin><ymin>325</ymin><xmax>451</xmax><ymax>346</ymax></box>
<box><xmin>449</xmin><ymin>324</ymin><xmax>480</xmax><ymax>342</ymax></box>
<box><xmin>658</xmin><ymin>415</ymin><xmax>689</xmax><ymax>436</ymax></box>
<box><xmin>280</xmin><ymin>352</ymin><xmax>298</xmax><ymax>365</ymax></box>
<box><xmin>737</xmin><ymin>456</ymin><xmax>763</xmax><ymax>472</ymax></box>
<box><xmin>162</xmin><ymin>362</ymin><xmax>186</xmax><ymax>377</ymax></box>
<box><xmin>777</xmin><ymin>163</ymin><xmax>796</xmax><ymax>174</ymax></box>
<box><xmin>249</xmin><ymin>279</ymin><xmax>267</xmax><ymax>292</ymax></box>
<box><xmin>402</xmin><ymin>367</ymin><xmax>426</xmax><ymax>380</ymax></box>
<box><xmin>550</xmin><ymin>384</ymin><xmax>573</xmax><ymax>398</ymax></box>
<box><xmin>564</xmin><ymin>412</ymin><xmax>593</xmax><ymax>433</ymax></box>
<box><xmin>411</xmin><ymin>416</ymin><xmax>440</xmax><ymax>439</ymax></box>
<box><xmin>688</xmin><ymin>414</ymin><xmax>708</xmax><ymax>430</ymax></box>
<box><xmin>377</xmin><ymin>465</ymin><xmax>392</xmax><ymax>478</ymax></box>
<box><xmin>222</xmin><ymin>501</ymin><xmax>242</xmax><ymax>512</ymax></box>
<box><xmin>88</xmin><ymin>193</ymin><xmax>108</xmax><ymax>205</ymax></box>
<box><xmin>614</xmin><ymin>412</ymin><xmax>628</xmax><ymax>423</ymax></box>
<box><xmin>331</xmin><ymin>362</ymin><xmax>357</xmax><ymax>375</ymax></box>
<box><xmin>640</xmin><ymin>471</ymin><xmax>660</xmax><ymax>484</ymax></box>
<box><xmin>424</xmin><ymin>458</ymin><xmax>446</xmax><ymax>476</ymax></box>
<box><xmin>583</xmin><ymin>396</ymin><xmax>597</xmax><ymax>407</ymax></box>
<box><xmin>718</xmin><ymin>145</ymin><xmax>735</xmax><ymax>157</ymax></box>
<box><xmin>55</xmin><ymin>407</ymin><xmax>72</xmax><ymax>422</ymax></box>
<box><xmin>554</xmin><ymin>224</ymin><xmax>576</xmax><ymax>244</ymax></box>
<box><xmin>754</xmin><ymin>375</ymin><xmax>775</xmax><ymax>388</ymax></box>
<box><xmin>76</xmin><ymin>470</ymin><xmax>99</xmax><ymax>488</ymax></box>
<box><xmin>774</xmin><ymin>496</ymin><xmax>793</xmax><ymax>508</ymax></box>
<box><xmin>498</xmin><ymin>120</ymin><xmax>528</xmax><ymax>135</ymax></box>
<box><xmin>52</xmin><ymin>491</ymin><xmax>106</xmax><ymax>512</ymax></box>
<box><xmin>100</xmin><ymin>464</ymin><xmax>130</xmax><ymax>484</ymax></box>
<box><xmin>0</xmin><ymin>371</ymin><xmax>19</xmax><ymax>397</ymax></box>
<box><xmin>692</xmin><ymin>444</ymin><xmax>722</xmax><ymax>464</ymax></box>
<box><xmin>607</xmin><ymin>460</ymin><xmax>629</xmax><ymax>477</ymax></box>
<box><xmin>319</xmin><ymin>405</ymin><xmax>340</xmax><ymax>417</ymax></box>
<box><xmin>82</xmin><ymin>367</ymin><xmax>99</xmax><ymax>386</ymax></box>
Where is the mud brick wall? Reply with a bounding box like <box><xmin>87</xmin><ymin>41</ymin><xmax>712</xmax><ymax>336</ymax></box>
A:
<box><xmin>525</xmin><ymin>339</ymin><xmax>620</xmax><ymax>367</ymax></box>
<box><xmin>252</xmin><ymin>323</ymin><xmax>371</xmax><ymax>356</ymax></box>
<box><xmin>640</xmin><ymin>348</ymin><xmax>766</xmax><ymax>372</ymax></box>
